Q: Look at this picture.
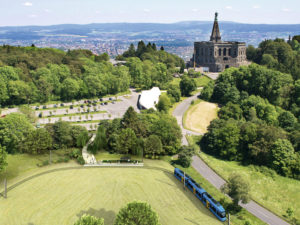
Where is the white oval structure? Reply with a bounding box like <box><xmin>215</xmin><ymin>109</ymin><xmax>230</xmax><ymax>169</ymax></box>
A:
<box><xmin>138</xmin><ymin>87</ymin><xmax>161</xmax><ymax>110</ymax></box>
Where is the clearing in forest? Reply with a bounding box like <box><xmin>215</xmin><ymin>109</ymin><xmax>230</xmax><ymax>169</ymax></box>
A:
<box><xmin>185</xmin><ymin>101</ymin><xmax>218</xmax><ymax>134</ymax></box>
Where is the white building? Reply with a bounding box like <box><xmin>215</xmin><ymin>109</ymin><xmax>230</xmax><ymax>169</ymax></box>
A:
<box><xmin>138</xmin><ymin>87</ymin><xmax>161</xmax><ymax>110</ymax></box>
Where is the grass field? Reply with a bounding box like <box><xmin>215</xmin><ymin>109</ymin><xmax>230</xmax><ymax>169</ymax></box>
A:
<box><xmin>0</xmin><ymin>150</ymin><xmax>77</xmax><ymax>182</ymax></box>
<box><xmin>194</xmin><ymin>76</ymin><xmax>211</xmax><ymax>87</ymax></box>
<box><xmin>184</xmin><ymin>100</ymin><xmax>218</xmax><ymax>133</ymax></box>
<box><xmin>187</xmin><ymin>135</ymin><xmax>299</xmax><ymax>223</ymax></box>
<box><xmin>170</xmin><ymin>75</ymin><xmax>211</xmax><ymax>88</ymax></box>
<box><xmin>0</xmin><ymin>161</ymin><xmax>223</xmax><ymax>225</ymax></box>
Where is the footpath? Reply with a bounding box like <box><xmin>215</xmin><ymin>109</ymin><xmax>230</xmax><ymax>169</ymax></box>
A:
<box><xmin>82</xmin><ymin>134</ymin><xmax>144</xmax><ymax>167</ymax></box>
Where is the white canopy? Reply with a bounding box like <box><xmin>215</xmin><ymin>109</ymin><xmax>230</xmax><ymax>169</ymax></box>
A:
<box><xmin>139</xmin><ymin>87</ymin><xmax>161</xmax><ymax>110</ymax></box>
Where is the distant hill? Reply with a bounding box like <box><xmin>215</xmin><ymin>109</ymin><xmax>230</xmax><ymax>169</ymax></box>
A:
<box><xmin>1</xmin><ymin>21</ymin><xmax>299</xmax><ymax>40</ymax></box>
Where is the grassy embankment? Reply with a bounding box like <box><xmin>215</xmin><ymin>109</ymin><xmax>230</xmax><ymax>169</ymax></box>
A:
<box><xmin>187</xmin><ymin>135</ymin><xmax>300</xmax><ymax>223</ymax></box>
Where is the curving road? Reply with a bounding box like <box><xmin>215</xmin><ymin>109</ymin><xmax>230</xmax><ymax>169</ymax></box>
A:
<box><xmin>173</xmin><ymin>94</ymin><xmax>290</xmax><ymax>225</ymax></box>
<box><xmin>172</xmin><ymin>93</ymin><xmax>202</xmax><ymax>145</ymax></box>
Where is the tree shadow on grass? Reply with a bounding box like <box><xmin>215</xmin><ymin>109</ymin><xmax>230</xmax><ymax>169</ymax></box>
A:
<box><xmin>184</xmin><ymin>218</ymin><xmax>200</xmax><ymax>225</ymax></box>
<box><xmin>76</xmin><ymin>208</ymin><xmax>116</xmax><ymax>225</ymax></box>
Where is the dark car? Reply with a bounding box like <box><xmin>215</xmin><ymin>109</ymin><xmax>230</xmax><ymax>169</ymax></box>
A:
<box><xmin>35</xmin><ymin>107</ymin><xmax>39</xmax><ymax>110</ymax></box>
<box><xmin>99</xmin><ymin>98</ymin><xmax>103</xmax><ymax>101</ymax></box>
<box><xmin>60</xmin><ymin>103</ymin><xmax>64</xmax><ymax>107</ymax></box>
<box><xmin>104</xmin><ymin>102</ymin><xmax>108</xmax><ymax>105</ymax></box>
<box><xmin>80</xmin><ymin>105</ymin><xmax>84</xmax><ymax>108</ymax></box>
<box><xmin>87</xmin><ymin>100</ymin><xmax>91</xmax><ymax>104</ymax></box>
<box><xmin>70</xmin><ymin>105</ymin><xmax>74</xmax><ymax>109</ymax></box>
<box><xmin>43</xmin><ymin>105</ymin><xmax>47</xmax><ymax>109</ymax></box>
<box><xmin>109</xmin><ymin>97</ymin><xmax>113</xmax><ymax>101</ymax></box>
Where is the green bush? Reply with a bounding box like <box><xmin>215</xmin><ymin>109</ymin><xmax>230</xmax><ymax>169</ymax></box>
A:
<box><xmin>77</xmin><ymin>156</ymin><xmax>85</xmax><ymax>165</ymax></box>
<box><xmin>42</xmin><ymin>160</ymin><xmax>49</xmax><ymax>166</ymax></box>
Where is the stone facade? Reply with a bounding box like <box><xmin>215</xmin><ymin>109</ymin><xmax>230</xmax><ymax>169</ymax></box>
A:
<box><xmin>189</xmin><ymin>13</ymin><xmax>249</xmax><ymax>72</ymax></box>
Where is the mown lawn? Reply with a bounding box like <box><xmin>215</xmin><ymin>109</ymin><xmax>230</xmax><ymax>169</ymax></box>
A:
<box><xmin>170</xmin><ymin>76</ymin><xmax>211</xmax><ymax>88</ymax></box>
<box><xmin>0</xmin><ymin>150</ymin><xmax>78</xmax><ymax>183</ymax></box>
<box><xmin>194</xmin><ymin>75</ymin><xmax>211</xmax><ymax>87</ymax></box>
<box><xmin>0</xmin><ymin>160</ymin><xmax>223</xmax><ymax>225</ymax></box>
<box><xmin>183</xmin><ymin>100</ymin><xmax>218</xmax><ymax>133</ymax></box>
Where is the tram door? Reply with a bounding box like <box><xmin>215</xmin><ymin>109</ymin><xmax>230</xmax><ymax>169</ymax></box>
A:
<box><xmin>206</xmin><ymin>200</ymin><xmax>210</xmax><ymax>209</ymax></box>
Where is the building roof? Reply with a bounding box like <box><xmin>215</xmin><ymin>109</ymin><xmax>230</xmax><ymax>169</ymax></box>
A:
<box><xmin>139</xmin><ymin>87</ymin><xmax>161</xmax><ymax>110</ymax></box>
<box><xmin>210</xmin><ymin>12</ymin><xmax>221</xmax><ymax>43</ymax></box>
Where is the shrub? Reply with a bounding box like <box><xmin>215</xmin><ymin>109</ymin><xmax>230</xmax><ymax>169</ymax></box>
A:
<box><xmin>77</xmin><ymin>155</ymin><xmax>85</xmax><ymax>165</ymax></box>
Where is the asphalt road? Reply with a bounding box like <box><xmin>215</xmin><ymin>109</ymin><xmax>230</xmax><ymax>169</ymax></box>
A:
<box><xmin>174</xmin><ymin>94</ymin><xmax>290</xmax><ymax>225</ymax></box>
<box><xmin>172</xmin><ymin>93</ymin><xmax>202</xmax><ymax>145</ymax></box>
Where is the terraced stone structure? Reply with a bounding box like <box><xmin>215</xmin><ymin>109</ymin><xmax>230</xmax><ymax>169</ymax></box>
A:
<box><xmin>190</xmin><ymin>12</ymin><xmax>248</xmax><ymax>72</ymax></box>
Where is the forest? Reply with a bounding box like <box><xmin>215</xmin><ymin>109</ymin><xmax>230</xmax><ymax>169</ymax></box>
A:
<box><xmin>89</xmin><ymin>106</ymin><xmax>182</xmax><ymax>157</ymax></box>
<box><xmin>200</xmin><ymin>37</ymin><xmax>300</xmax><ymax>180</ymax></box>
<box><xmin>0</xmin><ymin>41</ymin><xmax>183</xmax><ymax>107</ymax></box>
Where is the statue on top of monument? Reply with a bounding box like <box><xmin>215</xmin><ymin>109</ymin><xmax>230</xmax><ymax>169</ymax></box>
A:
<box><xmin>215</xmin><ymin>12</ymin><xmax>218</xmax><ymax>21</ymax></box>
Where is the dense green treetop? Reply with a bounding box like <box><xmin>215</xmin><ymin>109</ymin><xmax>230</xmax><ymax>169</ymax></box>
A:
<box><xmin>74</xmin><ymin>214</ymin><xmax>104</xmax><ymax>225</ymax></box>
<box><xmin>221</xmin><ymin>173</ymin><xmax>251</xmax><ymax>205</ymax></box>
<box><xmin>114</xmin><ymin>201</ymin><xmax>160</xmax><ymax>225</ymax></box>
<box><xmin>0</xmin><ymin>113</ymin><xmax>34</xmax><ymax>154</ymax></box>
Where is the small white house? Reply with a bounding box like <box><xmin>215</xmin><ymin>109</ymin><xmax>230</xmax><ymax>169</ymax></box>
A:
<box><xmin>138</xmin><ymin>87</ymin><xmax>161</xmax><ymax>110</ymax></box>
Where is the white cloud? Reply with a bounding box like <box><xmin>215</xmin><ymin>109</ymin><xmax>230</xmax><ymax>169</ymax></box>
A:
<box><xmin>23</xmin><ymin>2</ymin><xmax>33</xmax><ymax>7</ymax></box>
<box><xmin>192</xmin><ymin>9</ymin><xmax>199</xmax><ymax>12</ymax></box>
<box><xmin>44</xmin><ymin>9</ymin><xmax>51</xmax><ymax>13</ymax></box>
<box><xmin>143</xmin><ymin>9</ymin><xmax>150</xmax><ymax>13</ymax></box>
<box><xmin>95</xmin><ymin>10</ymin><xmax>101</xmax><ymax>14</ymax></box>
<box><xmin>225</xmin><ymin>6</ymin><xmax>232</xmax><ymax>10</ymax></box>
<box><xmin>282</xmin><ymin>8</ymin><xmax>291</xmax><ymax>12</ymax></box>
<box><xmin>253</xmin><ymin>5</ymin><xmax>260</xmax><ymax>9</ymax></box>
<box><xmin>28</xmin><ymin>14</ymin><xmax>37</xmax><ymax>18</ymax></box>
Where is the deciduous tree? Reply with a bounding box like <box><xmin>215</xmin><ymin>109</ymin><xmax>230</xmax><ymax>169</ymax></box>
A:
<box><xmin>114</xmin><ymin>201</ymin><xmax>160</xmax><ymax>225</ymax></box>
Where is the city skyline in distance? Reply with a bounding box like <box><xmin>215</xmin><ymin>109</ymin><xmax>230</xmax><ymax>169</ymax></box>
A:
<box><xmin>1</xmin><ymin>0</ymin><xmax>300</xmax><ymax>27</ymax></box>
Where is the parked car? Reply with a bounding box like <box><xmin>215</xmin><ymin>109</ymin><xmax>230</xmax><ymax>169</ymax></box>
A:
<box><xmin>101</xmin><ymin>103</ymin><xmax>104</xmax><ymax>106</ymax></box>
<box><xmin>104</xmin><ymin>102</ymin><xmax>108</xmax><ymax>105</ymax></box>
<box><xmin>35</xmin><ymin>107</ymin><xmax>39</xmax><ymax>110</ymax></box>
<box><xmin>93</xmin><ymin>100</ymin><xmax>97</xmax><ymax>103</ymax></box>
<box><xmin>109</xmin><ymin>97</ymin><xmax>113</xmax><ymax>101</ymax></box>
<box><xmin>43</xmin><ymin>105</ymin><xmax>47</xmax><ymax>109</ymax></box>
<box><xmin>80</xmin><ymin>105</ymin><xmax>84</xmax><ymax>108</ymax></box>
<box><xmin>99</xmin><ymin>98</ymin><xmax>103</xmax><ymax>101</ymax></box>
<box><xmin>112</xmin><ymin>101</ymin><xmax>115</xmax><ymax>104</ymax></box>
<box><xmin>60</xmin><ymin>103</ymin><xmax>64</xmax><ymax>107</ymax></box>
<box><xmin>70</xmin><ymin>105</ymin><xmax>74</xmax><ymax>109</ymax></box>
<box><xmin>54</xmin><ymin>104</ymin><xmax>57</xmax><ymax>108</ymax></box>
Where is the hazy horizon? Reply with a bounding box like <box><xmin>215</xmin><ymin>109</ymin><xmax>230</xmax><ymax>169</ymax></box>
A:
<box><xmin>1</xmin><ymin>0</ymin><xmax>300</xmax><ymax>26</ymax></box>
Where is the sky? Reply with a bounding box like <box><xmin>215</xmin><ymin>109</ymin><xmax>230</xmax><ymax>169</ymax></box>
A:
<box><xmin>1</xmin><ymin>0</ymin><xmax>300</xmax><ymax>26</ymax></box>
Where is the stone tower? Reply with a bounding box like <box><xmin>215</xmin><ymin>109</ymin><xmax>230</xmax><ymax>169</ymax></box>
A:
<box><xmin>189</xmin><ymin>13</ymin><xmax>249</xmax><ymax>72</ymax></box>
<box><xmin>210</xmin><ymin>12</ymin><xmax>221</xmax><ymax>42</ymax></box>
